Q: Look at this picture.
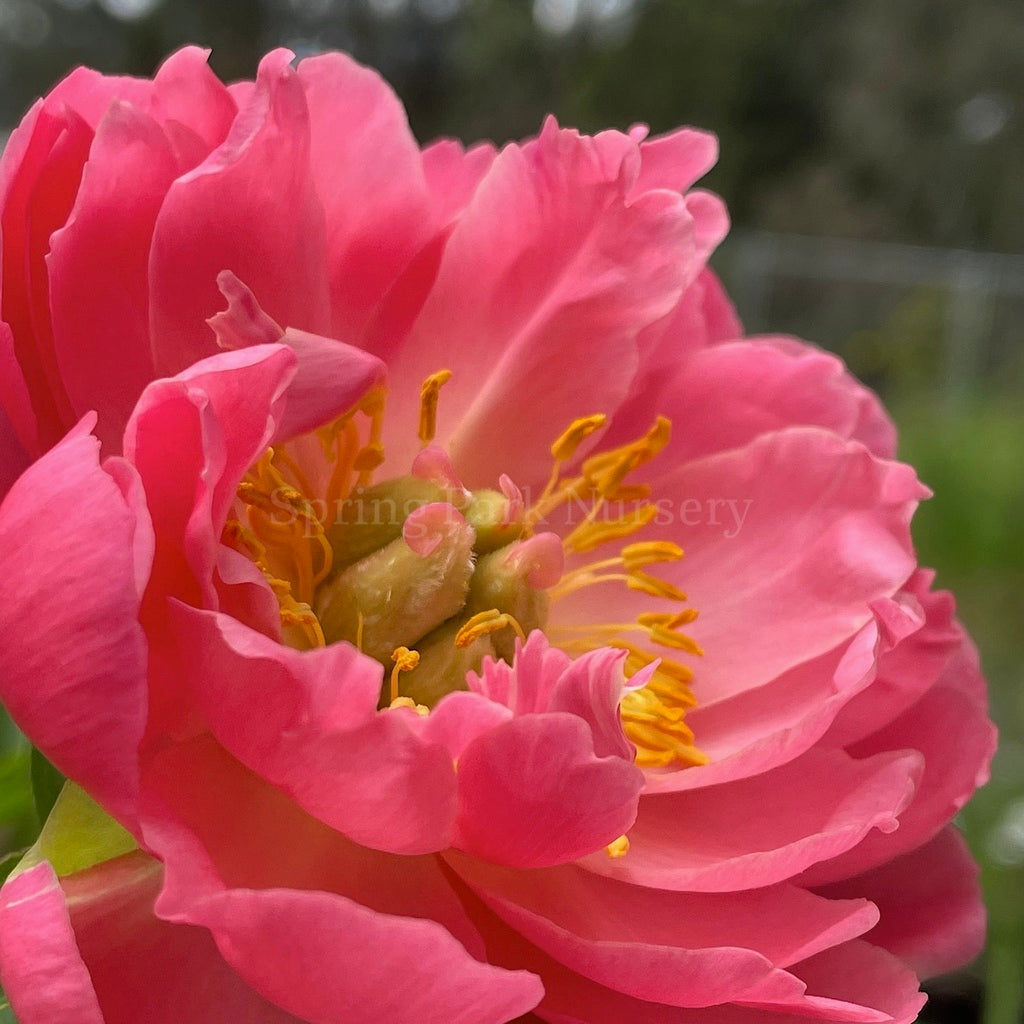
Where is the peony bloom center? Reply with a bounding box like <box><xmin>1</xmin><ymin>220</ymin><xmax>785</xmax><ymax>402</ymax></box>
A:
<box><xmin>226</xmin><ymin>372</ymin><xmax>706</xmax><ymax>768</ymax></box>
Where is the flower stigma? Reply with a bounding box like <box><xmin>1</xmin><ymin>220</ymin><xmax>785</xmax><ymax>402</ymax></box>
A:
<box><xmin>225</xmin><ymin>372</ymin><xmax>707</xmax><ymax>770</ymax></box>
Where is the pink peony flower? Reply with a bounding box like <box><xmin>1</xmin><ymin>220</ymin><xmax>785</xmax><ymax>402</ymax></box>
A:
<box><xmin>0</xmin><ymin>48</ymin><xmax>995</xmax><ymax>1024</ymax></box>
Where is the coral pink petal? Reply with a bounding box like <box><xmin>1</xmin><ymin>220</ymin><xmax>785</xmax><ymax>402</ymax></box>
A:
<box><xmin>450</xmin><ymin>852</ymin><xmax>878</xmax><ymax>1009</ymax></box>
<box><xmin>149</xmin><ymin>50</ymin><xmax>331</xmax><ymax>376</ymax></box>
<box><xmin>140</xmin><ymin>757</ymin><xmax>544</xmax><ymax>1024</ymax></box>
<box><xmin>825</xmin><ymin>573</ymin><xmax>961</xmax><ymax>746</ymax></box>
<box><xmin>48</xmin><ymin>100</ymin><xmax>176</xmax><ymax>450</ymax></box>
<box><xmin>699</xmin><ymin>266</ymin><xmax>744</xmax><ymax>341</ymax></box>
<box><xmin>0</xmin><ymin>863</ymin><xmax>105</xmax><ymax>1024</ymax></box>
<box><xmin>0</xmin><ymin>391</ymin><xmax>29</xmax><ymax>499</ymax></box>
<box><xmin>581</xmin><ymin>747</ymin><xmax>920</xmax><ymax>892</ymax></box>
<box><xmin>421</xmin><ymin>137</ymin><xmax>498</xmax><ymax>223</ymax></box>
<box><xmin>660</xmin><ymin>338</ymin><xmax>898</xmax><ymax>464</ymax></box>
<box><xmin>170</xmin><ymin>605</ymin><xmax>458</xmax><ymax>854</ymax></box>
<box><xmin>124</xmin><ymin>344</ymin><xmax>295</xmax><ymax>606</ymax></box>
<box><xmin>0</xmin><ymin>419</ymin><xmax>149</xmax><ymax>830</ymax></box>
<box><xmin>632</xmin><ymin>127</ymin><xmax>719</xmax><ymax>194</ymax></box>
<box><xmin>559</xmin><ymin>429</ymin><xmax>925</xmax><ymax>721</ymax></box>
<box><xmin>148</xmin><ymin>47</ymin><xmax>238</xmax><ymax>151</ymax></box>
<box><xmin>800</xmin><ymin>641</ymin><xmax>996</xmax><ymax>885</ymax></box>
<box><xmin>2</xmin><ymin>104</ymin><xmax>91</xmax><ymax>450</ymax></box>
<box><xmin>384</xmin><ymin>122</ymin><xmax>695</xmax><ymax>486</ymax></box>
<box><xmin>816</xmin><ymin>827</ymin><xmax>985</xmax><ymax>979</ymax></box>
<box><xmin>207</xmin><ymin>271</ymin><xmax>387</xmax><ymax>440</ymax></box>
<box><xmin>658</xmin><ymin>582</ymin><xmax>928</xmax><ymax>795</ymax></box>
<box><xmin>421</xmin><ymin>691</ymin><xmax>514</xmax><ymax>761</ymax></box>
<box><xmin>296</xmin><ymin>51</ymin><xmax>437</xmax><ymax>342</ymax></box>
<box><xmin>58</xmin><ymin>852</ymin><xmax>305</xmax><ymax>1023</ymax></box>
<box><xmin>784</xmin><ymin>941</ymin><xmax>927</xmax><ymax>1024</ymax></box>
<box><xmin>548</xmin><ymin>645</ymin><xmax>636</xmax><ymax>760</ymax></box>
<box><xmin>468</xmin><ymin>631</ymin><xmax>572</xmax><ymax>715</ymax></box>
<box><xmin>454</xmin><ymin>713</ymin><xmax>642</xmax><ymax>867</ymax></box>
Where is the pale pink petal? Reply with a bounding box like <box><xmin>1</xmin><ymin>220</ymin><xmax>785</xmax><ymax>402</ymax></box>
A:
<box><xmin>0</xmin><ymin>863</ymin><xmax>105</xmax><ymax>1024</ymax></box>
<box><xmin>170</xmin><ymin>605</ymin><xmax>459</xmax><ymax>854</ymax></box>
<box><xmin>150</xmin><ymin>50</ymin><xmax>331</xmax><ymax>376</ymax></box>
<box><xmin>48</xmin><ymin>100</ymin><xmax>176</xmax><ymax>449</ymax></box>
<box><xmin>454</xmin><ymin>714</ymin><xmax>642</xmax><ymax>867</ymax></box>
<box><xmin>580</xmin><ymin>747</ymin><xmax>920</xmax><ymax>892</ymax></box>
<box><xmin>383</xmin><ymin>120</ymin><xmax>696</xmax><ymax>486</ymax></box>
<box><xmin>0</xmin><ymin>418</ymin><xmax>149</xmax><ymax>830</ymax></box>
<box><xmin>816</xmin><ymin>828</ymin><xmax>985</xmax><ymax>979</ymax></box>
<box><xmin>296</xmin><ymin>51</ymin><xmax>438</xmax><ymax>342</ymax></box>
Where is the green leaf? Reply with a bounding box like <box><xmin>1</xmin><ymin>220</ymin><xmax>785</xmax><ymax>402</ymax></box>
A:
<box><xmin>0</xmin><ymin>995</ymin><xmax>19</xmax><ymax>1022</ymax></box>
<box><xmin>30</xmin><ymin>748</ymin><xmax>65</xmax><ymax>824</ymax></box>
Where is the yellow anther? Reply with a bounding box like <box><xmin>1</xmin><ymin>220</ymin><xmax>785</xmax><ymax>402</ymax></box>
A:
<box><xmin>605</xmin><ymin>835</ymin><xmax>630</xmax><ymax>859</ymax></box>
<box><xmin>390</xmin><ymin>645</ymin><xmax>421</xmax><ymax>703</ymax></box>
<box><xmin>389</xmin><ymin>695</ymin><xmax>429</xmax><ymax>716</ymax></box>
<box><xmin>621</xmin><ymin>541</ymin><xmax>684</xmax><ymax>570</ymax></box>
<box><xmin>565</xmin><ymin>505</ymin><xmax>658</xmax><ymax>553</ymax></box>
<box><xmin>646</xmin><ymin>625</ymin><xmax>704</xmax><ymax>655</ymax></box>
<box><xmin>353</xmin><ymin>443</ymin><xmax>386</xmax><ymax>472</ymax></box>
<box><xmin>550</xmin><ymin>414</ymin><xmax>607</xmax><ymax>462</ymax></box>
<box><xmin>626</xmin><ymin>571</ymin><xmax>688</xmax><ymax>602</ymax></box>
<box><xmin>454</xmin><ymin>609</ymin><xmax>527</xmax><ymax>649</ymax></box>
<box><xmin>418</xmin><ymin>369</ymin><xmax>453</xmax><ymax>445</ymax></box>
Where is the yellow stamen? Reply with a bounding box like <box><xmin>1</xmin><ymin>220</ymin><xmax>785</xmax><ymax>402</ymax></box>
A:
<box><xmin>454</xmin><ymin>609</ymin><xmax>527</xmax><ymax>649</ymax></box>
<box><xmin>390</xmin><ymin>646</ymin><xmax>421</xmax><ymax>703</ymax></box>
<box><xmin>389</xmin><ymin>695</ymin><xmax>430</xmax><ymax>716</ymax></box>
<box><xmin>550</xmin><ymin>414</ymin><xmax>608</xmax><ymax>463</ymax></box>
<box><xmin>605</xmin><ymin>835</ymin><xmax>630</xmax><ymax>858</ymax></box>
<box><xmin>418</xmin><ymin>370</ymin><xmax>453</xmax><ymax>445</ymax></box>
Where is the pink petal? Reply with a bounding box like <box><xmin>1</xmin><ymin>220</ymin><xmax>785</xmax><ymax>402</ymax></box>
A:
<box><xmin>170</xmin><ymin>605</ymin><xmax>459</xmax><ymax>854</ymax></box>
<box><xmin>147</xmin><ymin>47</ymin><xmax>238</xmax><ymax>151</ymax></box>
<box><xmin>0</xmin><ymin>863</ymin><xmax>105</xmax><ymax>1024</ymax></box>
<box><xmin>296</xmin><ymin>51</ymin><xmax>438</xmax><ymax>342</ymax></box>
<box><xmin>449</xmin><ymin>852</ymin><xmax>878</xmax><ymax>1009</ymax></box>
<box><xmin>632</xmin><ymin>127</ymin><xmax>719</xmax><ymax>194</ymax></box>
<box><xmin>556</xmin><ymin>429</ymin><xmax>926</xmax><ymax>732</ymax></box>
<box><xmin>800</xmin><ymin>639</ymin><xmax>996</xmax><ymax>885</ymax></box>
<box><xmin>47</xmin><ymin>100</ymin><xmax>176</xmax><ymax>450</ymax></box>
<box><xmin>0</xmin><ymin>386</ymin><xmax>30</xmax><ymax>499</ymax></box>
<box><xmin>421</xmin><ymin>137</ymin><xmax>498</xmax><ymax>223</ymax></box>
<box><xmin>149</xmin><ymin>50</ymin><xmax>331</xmax><ymax>377</ymax></box>
<box><xmin>580</xmin><ymin>747</ymin><xmax>920</xmax><ymax>892</ymax></box>
<box><xmin>658</xmin><ymin>338</ymin><xmax>898</xmax><ymax>465</ymax></box>
<box><xmin>142</xmin><ymin>758</ymin><xmax>544</xmax><ymax>1024</ymax></box>
<box><xmin>123</xmin><ymin>343</ymin><xmax>296</xmax><ymax>608</ymax></box>
<box><xmin>816</xmin><ymin>827</ymin><xmax>985</xmax><ymax>979</ymax></box>
<box><xmin>825</xmin><ymin>571</ymin><xmax>961</xmax><ymax>746</ymax></box>
<box><xmin>208</xmin><ymin>270</ymin><xmax>388</xmax><ymax>441</ymax></box>
<box><xmin>1</xmin><ymin>103</ymin><xmax>91</xmax><ymax>450</ymax></box>
<box><xmin>468</xmin><ymin>631</ymin><xmax>572</xmax><ymax>715</ymax></box>
<box><xmin>0</xmin><ymin>418</ymin><xmax>149</xmax><ymax>830</ymax></box>
<box><xmin>672</xmin><ymin>588</ymin><xmax>923</xmax><ymax>792</ymax></box>
<box><xmin>383</xmin><ymin>120</ymin><xmax>696</xmax><ymax>486</ymax></box>
<box><xmin>454</xmin><ymin>713</ymin><xmax>642</xmax><ymax>867</ymax></box>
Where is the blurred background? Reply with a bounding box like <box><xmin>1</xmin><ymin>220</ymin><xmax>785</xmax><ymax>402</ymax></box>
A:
<box><xmin>0</xmin><ymin>0</ymin><xmax>1021</xmax><ymax>1021</ymax></box>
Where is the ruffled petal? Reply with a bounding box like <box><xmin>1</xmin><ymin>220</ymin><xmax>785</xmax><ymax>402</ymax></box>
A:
<box><xmin>384</xmin><ymin>120</ymin><xmax>697</xmax><ymax>486</ymax></box>
<box><xmin>149</xmin><ymin>50</ymin><xmax>331</xmax><ymax>376</ymax></box>
<box><xmin>296</xmin><ymin>51</ymin><xmax>439</xmax><ymax>342</ymax></box>
<box><xmin>170</xmin><ymin>605</ymin><xmax>458</xmax><ymax>854</ymax></box>
<box><xmin>454</xmin><ymin>713</ymin><xmax>642</xmax><ymax>868</ymax></box>
<box><xmin>815</xmin><ymin>827</ymin><xmax>985</xmax><ymax>979</ymax></box>
<box><xmin>580</xmin><ymin>747</ymin><xmax>920</xmax><ymax>892</ymax></box>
